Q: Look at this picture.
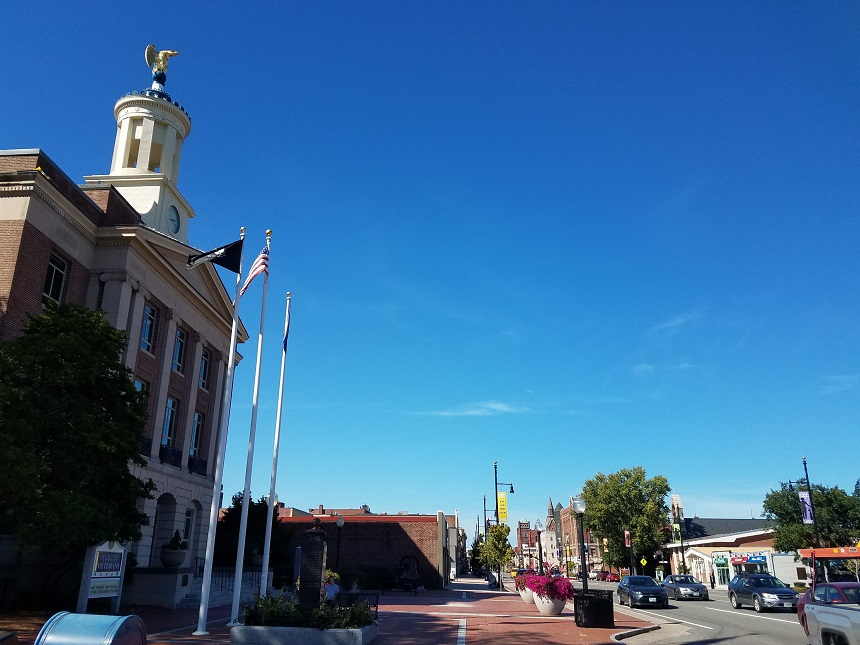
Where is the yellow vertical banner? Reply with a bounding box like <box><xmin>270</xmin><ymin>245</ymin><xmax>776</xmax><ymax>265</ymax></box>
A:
<box><xmin>497</xmin><ymin>492</ymin><xmax>508</xmax><ymax>523</ymax></box>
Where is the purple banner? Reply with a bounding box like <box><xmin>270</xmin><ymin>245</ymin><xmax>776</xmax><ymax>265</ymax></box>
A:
<box><xmin>798</xmin><ymin>490</ymin><xmax>814</xmax><ymax>525</ymax></box>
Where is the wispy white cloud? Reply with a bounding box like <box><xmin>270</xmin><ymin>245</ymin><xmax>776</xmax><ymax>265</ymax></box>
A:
<box><xmin>632</xmin><ymin>363</ymin><xmax>654</xmax><ymax>374</ymax></box>
<box><xmin>650</xmin><ymin>309</ymin><xmax>703</xmax><ymax>334</ymax></box>
<box><xmin>416</xmin><ymin>400</ymin><xmax>528</xmax><ymax>417</ymax></box>
<box><xmin>821</xmin><ymin>374</ymin><xmax>858</xmax><ymax>395</ymax></box>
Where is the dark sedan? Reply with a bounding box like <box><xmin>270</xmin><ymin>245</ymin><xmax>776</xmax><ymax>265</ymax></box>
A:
<box><xmin>728</xmin><ymin>573</ymin><xmax>798</xmax><ymax>612</ymax></box>
<box><xmin>662</xmin><ymin>574</ymin><xmax>710</xmax><ymax>601</ymax></box>
<box><xmin>617</xmin><ymin>575</ymin><xmax>669</xmax><ymax>608</ymax></box>
<box><xmin>797</xmin><ymin>582</ymin><xmax>860</xmax><ymax>636</ymax></box>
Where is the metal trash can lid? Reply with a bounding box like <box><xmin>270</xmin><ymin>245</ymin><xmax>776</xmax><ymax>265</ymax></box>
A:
<box><xmin>35</xmin><ymin>612</ymin><xmax>146</xmax><ymax>645</ymax></box>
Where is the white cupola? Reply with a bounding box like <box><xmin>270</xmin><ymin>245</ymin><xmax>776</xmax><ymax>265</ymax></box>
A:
<box><xmin>85</xmin><ymin>45</ymin><xmax>195</xmax><ymax>243</ymax></box>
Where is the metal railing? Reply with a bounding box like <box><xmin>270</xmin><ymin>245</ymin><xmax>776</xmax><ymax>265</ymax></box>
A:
<box><xmin>194</xmin><ymin>558</ymin><xmax>267</xmax><ymax>593</ymax></box>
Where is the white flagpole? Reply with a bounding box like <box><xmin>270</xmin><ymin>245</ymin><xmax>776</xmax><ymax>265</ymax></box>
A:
<box><xmin>229</xmin><ymin>230</ymin><xmax>272</xmax><ymax>624</ymax></box>
<box><xmin>195</xmin><ymin>227</ymin><xmax>246</xmax><ymax>636</ymax></box>
<box><xmin>260</xmin><ymin>292</ymin><xmax>292</xmax><ymax>596</ymax></box>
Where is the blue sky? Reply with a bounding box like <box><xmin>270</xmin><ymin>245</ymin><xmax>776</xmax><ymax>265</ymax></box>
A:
<box><xmin>6</xmin><ymin>2</ymin><xmax>859</xmax><ymax>542</ymax></box>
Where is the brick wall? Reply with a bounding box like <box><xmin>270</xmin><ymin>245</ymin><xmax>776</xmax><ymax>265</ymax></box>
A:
<box><xmin>0</xmin><ymin>155</ymin><xmax>40</xmax><ymax>172</ymax></box>
<box><xmin>0</xmin><ymin>220</ymin><xmax>88</xmax><ymax>341</ymax></box>
<box><xmin>275</xmin><ymin>516</ymin><xmax>444</xmax><ymax>589</ymax></box>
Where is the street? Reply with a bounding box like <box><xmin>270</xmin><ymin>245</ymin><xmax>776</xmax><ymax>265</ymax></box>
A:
<box><xmin>582</xmin><ymin>581</ymin><xmax>810</xmax><ymax>645</ymax></box>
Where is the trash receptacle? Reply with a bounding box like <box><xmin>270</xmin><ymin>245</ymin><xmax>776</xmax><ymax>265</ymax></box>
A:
<box><xmin>35</xmin><ymin>612</ymin><xmax>146</xmax><ymax>645</ymax></box>
<box><xmin>574</xmin><ymin>590</ymin><xmax>615</xmax><ymax>628</ymax></box>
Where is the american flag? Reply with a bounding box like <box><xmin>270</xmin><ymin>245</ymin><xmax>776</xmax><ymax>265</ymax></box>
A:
<box><xmin>239</xmin><ymin>245</ymin><xmax>269</xmax><ymax>296</ymax></box>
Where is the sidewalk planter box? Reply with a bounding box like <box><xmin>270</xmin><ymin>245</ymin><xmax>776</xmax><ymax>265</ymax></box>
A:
<box><xmin>573</xmin><ymin>590</ymin><xmax>615</xmax><ymax>628</ymax></box>
<box><xmin>231</xmin><ymin>624</ymin><xmax>378</xmax><ymax>645</ymax></box>
<box><xmin>533</xmin><ymin>594</ymin><xmax>565</xmax><ymax>616</ymax></box>
<box><xmin>518</xmin><ymin>588</ymin><xmax>534</xmax><ymax>604</ymax></box>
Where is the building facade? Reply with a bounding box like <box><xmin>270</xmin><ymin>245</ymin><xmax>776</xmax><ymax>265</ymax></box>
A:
<box><xmin>0</xmin><ymin>63</ymin><xmax>245</xmax><ymax>607</ymax></box>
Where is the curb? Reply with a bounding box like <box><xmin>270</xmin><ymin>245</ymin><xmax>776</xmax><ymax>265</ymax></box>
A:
<box><xmin>610</xmin><ymin>624</ymin><xmax>661</xmax><ymax>642</ymax></box>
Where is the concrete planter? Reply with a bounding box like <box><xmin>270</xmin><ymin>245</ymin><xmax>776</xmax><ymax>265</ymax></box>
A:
<box><xmin>518</xmin><ymin>587</ymin><xmax>534</xmax><ymax>604</ymax></box>
<box><xmin>231</xmin><ymin>624</ymin><xmax>378</xmax><ymax>645</ymax></box>
<box><xmin>159</xmin><ymin>547</ymin><xmax>186</xmax><ymax>568</ymax></box>
<box><xmin>533</xmin><ymin>594</ymin><xmax>566</xmax><ymax>616</ymax></box>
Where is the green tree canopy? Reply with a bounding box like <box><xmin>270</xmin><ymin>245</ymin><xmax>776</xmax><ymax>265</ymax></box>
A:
<box><xmin>581</xmin><ymin>466</ymin><xmax>671</xmax><ymax>570</ymax></box>
<box><xmin>762</xmin><ymin>479</ymin><xmax>860</xmax><ymax>552</ymax></box>
<box><xmin>470</xmin><ymin>533</ymin><xmax>485</xmax><ymax>574</ymax></box>
<box><xmin>0</xmin><ymin>304</ymin><xmax>155</xmax><ymax>548</ymax></box>
<box><xmin>479</xmin><ymin>524</ymin><xmax>514</xmax><ymax>574</ymax></box>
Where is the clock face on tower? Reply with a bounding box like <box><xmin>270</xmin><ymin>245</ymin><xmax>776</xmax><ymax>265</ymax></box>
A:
<box><xmin>166</xmin><ymin>205</ymin><xmax>181</xmax><ymax>235</ymax></box>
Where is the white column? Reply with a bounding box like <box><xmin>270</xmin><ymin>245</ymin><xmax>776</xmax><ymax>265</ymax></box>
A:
<box><xmin>123</xmin><ymin>285</ymin><xmax>146</xmax><ymax>370</ymax></box>
<box><xmin>111</xmin><ymin>117</ymin><xmax>133</xmax><ymax>173</ymax></box>
<box><xmin>180</xmin><ymin>333</ymin><xmax>204</xmax><ymax>460</ymax></box>
<box><xmin>150</xmin><ymin>309</ymin><xmax>177</xmax><ymax>458</ymax></box>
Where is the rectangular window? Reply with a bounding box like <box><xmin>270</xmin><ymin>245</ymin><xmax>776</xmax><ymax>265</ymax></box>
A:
<box><xmin>140</xmin><ymin>303</ymin><xmax>157</xmax><ymax>353</ymax></box>
<box><xmin>42</xmin><ymin>254</ymin><xmax>67</xmax><ymax>305</ymax></box>
<box><xmin>199</xmin><ymin>349</ymin><xmax>211</xmax><ymax>390</ymax></box>
<box><xmin>133</xmin><ymin>378</ymin><xmax>149</xmax><ymax>399</ymax></box>
<box><xmin>162</xmin><ymin>397</ymin><xmax>178</xmax><ymax>446</ymax></box>
<box><xmin>172</xmin><ymin>328</ymin><xmax>187</xmax><ymax>373</ymax></box>
<box><xmin>190</xmin><ymin>411</ymin><xmax>204</xmax><ymax>457</ymax></box>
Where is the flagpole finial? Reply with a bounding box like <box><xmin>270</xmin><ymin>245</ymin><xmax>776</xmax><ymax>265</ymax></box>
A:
<box><xmin>266</xmin><ymin>229</ymin><xmax>272</xmax><ymax>236</ymax></box>
<box><xmin>286</xmin><ymin>291</ymin><xmax>291</xmax><ymax>297</ymax></box>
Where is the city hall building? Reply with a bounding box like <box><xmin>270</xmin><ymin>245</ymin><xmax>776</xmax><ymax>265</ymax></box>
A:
<box><xmin>0</xmin><ymin>58</ymin><xmax>246</xmax><ymax>607</ymax></box>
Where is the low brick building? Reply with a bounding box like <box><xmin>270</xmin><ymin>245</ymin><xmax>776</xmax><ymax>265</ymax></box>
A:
<box><xmin>274</xmin><ymin>511</ymin><xmax>453</xmax><ymax>590</ymax></box>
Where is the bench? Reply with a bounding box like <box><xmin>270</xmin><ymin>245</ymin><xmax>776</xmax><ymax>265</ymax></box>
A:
<box><xmin>336</xmin><ymin>592</ymin><xmax>379</xmax><ymax>620</ymax></box>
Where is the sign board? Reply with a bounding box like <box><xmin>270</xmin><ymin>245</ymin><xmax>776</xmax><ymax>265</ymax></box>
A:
<box><xmin>640</xmin><ymin>558</ymin><xmax>648</xmax><ymax>566</ymax></box>
<box><xmin>713</xmin><ymin>557</ymin><xmax>728</xmax><ymax>565</ymax></box>
<box><xmin>497</xmin><ymin>492</ymin><xmax>508</xmax><ymax>523</ymax></box>
<box><xmin>77</xmin><ymin>540</ymin><xmax>127</xmax><ymax>613</ymax></box>
<box><xmin>624</xmin><ymin>530</ymin><xmax>631</xmax><ymax>548</ymax></box>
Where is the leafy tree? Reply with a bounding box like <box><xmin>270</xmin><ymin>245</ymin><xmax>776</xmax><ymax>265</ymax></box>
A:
<box><xmin>762</xmin><ymin>480</ymin><xmax>860</xmax><ymax>552</ymax></box>
<box><xmin>480</xmin><ymin>524</ymin><xmax>514</xmax><ymax>585</ymax></box>
<box><xmin>470</xmin><ymin>533</ymin><xmax>485</xmax><ymax>574</ymax></box>
<box><xmin>0</xmin><ymin>304</ymin><xmax>155</xmax><ymax>548</ymax></box>
<box><xmin>581</xmin><ymin>467</ymin><xmax>671</xmax><ymax>570</ymax></box>
<box><xmin>216</xmin><ymin>493</ymin><xmax>287</xmax><ymax>566</ymax></box>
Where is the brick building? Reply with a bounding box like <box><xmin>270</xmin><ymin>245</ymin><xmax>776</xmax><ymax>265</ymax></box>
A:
<box><xmin>275</xmin><ymin>510</ymin><xmax>454</xmax><ymax>590</ymax></box>
<box><xmin>0</xmin><ymin>61</ymin><xmax>246</xmax><ymax>607</ymax></box>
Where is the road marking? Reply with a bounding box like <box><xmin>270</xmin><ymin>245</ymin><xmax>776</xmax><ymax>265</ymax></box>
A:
<box><xmin>457</xmin><ymin>618</ymin><xmax>466</xmax><ymax>645</ymax></box>
<box><xmin>619</xmin><ymin>607</ymin><xmax>714</xmax><ymax>629</ymax></box>
<box><xmin>707</xmin><ymin>607</ymin><xmax>798</xmax><ymax>624</ymax></box>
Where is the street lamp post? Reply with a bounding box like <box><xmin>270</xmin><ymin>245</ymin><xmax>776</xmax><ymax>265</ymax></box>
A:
<box><xmin>572</xmin><ymin>496</ymin><xmax>588</xmax><ymax>593</ymax></box>
<box><xmin>565</xmin><ymin>536</ymin><xmax>571</xmax><ymax>577</ymax></box>
<box><xmin>802</xmin><ymin>456</ymin><xmax>821</xmax><ymax>548</ymax></box>
<box><xmin>492</xmin><ymin>461</ymin><xmax>515</xmax><ymax>590</ymax></box>
<box><xmin>335</xmin><ymin>514</ymin><xmax>344</xmax><ymax>571</ymax></box>
<box><xmin>493</xmin><ymin>461</ymin><xmax>515</xmax><ymax>524</ymax></box>
<box><xmin>786</xmin><ymin>457</ymin><xmax>821</xmax><ymax>548</ymax></box>
<box><xmin>535</xmin><ymin>520</ymin><xmax>544</xmax><ymax>575</ymax></box>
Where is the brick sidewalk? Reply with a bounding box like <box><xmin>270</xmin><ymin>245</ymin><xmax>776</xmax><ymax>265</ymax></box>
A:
<box><xmin>1</xmin><ymin>576</ymin><xmax>655</xmax><ymax>645</ymax></box>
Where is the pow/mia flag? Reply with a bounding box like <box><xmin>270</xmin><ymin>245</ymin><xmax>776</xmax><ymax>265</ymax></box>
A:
<box><xmin>187</xmin><ymin>239</ymin><xmax>244</xmax><ymax>273</ymax></box>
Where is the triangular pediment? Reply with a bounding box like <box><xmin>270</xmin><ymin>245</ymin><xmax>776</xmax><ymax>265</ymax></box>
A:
<box><xmin>103</xmin><ymin>225</ymin><xmax>248</xmax><ymax>343</ymax></box>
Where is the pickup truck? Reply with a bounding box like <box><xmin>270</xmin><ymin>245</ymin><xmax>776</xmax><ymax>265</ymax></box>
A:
<box><xmin>798</xmin><ymin>547</ymin><xmax>860</xmax><ymax>645</ymax></box>
<box><xmin>804</xmin><ymin>600</ymin><xmax>860</xmax><ymax>645</ymax></box>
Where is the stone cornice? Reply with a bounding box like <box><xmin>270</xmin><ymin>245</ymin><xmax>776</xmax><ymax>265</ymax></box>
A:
<box><xmin>1</xmin><ymin>183</ymin><xmax>97</xmax><ymax>245</ymax></box>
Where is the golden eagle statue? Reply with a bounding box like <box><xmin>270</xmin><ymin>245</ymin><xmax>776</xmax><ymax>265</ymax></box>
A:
<box><xmin>145</xmin><ymin>44</ymin><xmax>179</xmax><ymax>73</ymax></box>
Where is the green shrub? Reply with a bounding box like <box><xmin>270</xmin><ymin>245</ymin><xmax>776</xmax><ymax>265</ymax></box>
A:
<box><xmin>243</xmin><ymin>594</ymin><xmax>373</xmax><ymax>629</ymax></box>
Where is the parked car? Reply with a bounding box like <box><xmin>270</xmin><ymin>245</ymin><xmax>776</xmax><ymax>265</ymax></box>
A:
<box><xmin>617</xmin><ymin>575</ymin><xmax>669</xmax><ymax>608</ymax></box>
<box><xmin>727</xmin><ymin>573</ymin><xmax>798</xmax><ymax>613</ymax></box>
<box><xmin>661</xmin><ymin>574</ymin><xmax>710</xmax><ymax>601</ymax></box>
<box><xmin>606</xmin><ymin>573</ymin><xmax>620</xmax><ymax>582</ymax></box>
<box><xmin>797</xmin><ymin>582</ymin><xmax>860</xmax><ymax>636</ymax></box>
